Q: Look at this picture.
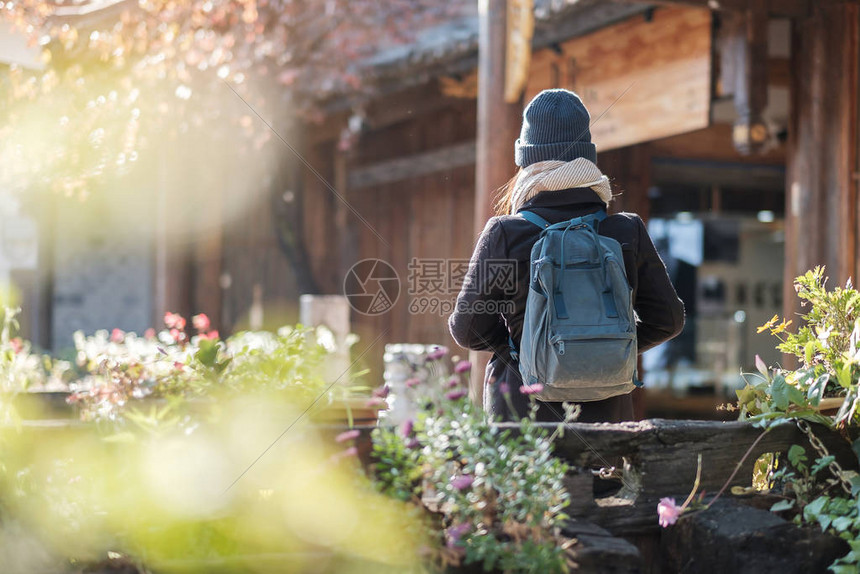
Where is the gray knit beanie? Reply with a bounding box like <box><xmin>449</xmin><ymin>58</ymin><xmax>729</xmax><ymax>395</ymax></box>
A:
<box><xmin>514</xmin><ymin>89</ymin><xmax>596</xmax><ymax>167</ymax></box>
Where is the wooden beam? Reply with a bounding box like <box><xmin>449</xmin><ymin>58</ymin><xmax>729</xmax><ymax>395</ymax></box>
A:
<box><xmin>624</xmin><ymin>0</ymin><xmax>814</xmax><ymax>19</ymax></box>
<box><xmin>310</xmin><ymin>80</ymin><xmax>459</xmax><ymax>145</ymax></box>
<box><xmin>349</xmin><ymin>142</ymin><xmax>476</xmax><ymax>190</ymax></box>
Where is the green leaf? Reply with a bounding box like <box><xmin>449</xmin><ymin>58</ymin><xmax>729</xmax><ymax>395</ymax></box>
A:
<box><xmin>833</xmin><ymin>516</ymin><xmax>854</xmax><ymax>533</ymax></box>
<box><xmin>736</xmin><ymin>386</ymin><xmax>756</xmax><ymax>404</ymax></box>
<box><xmin>803</xmin><ymin>495</ymin><xmax>828</xmax><ymax>522</ymax></box>
<box><xmin>805</xmin><ymin>341</ymin><xmax>816</xmax><ymax>365</ymax></box>
<box><xmin>788</xmin><ymin>445</ymin><xmax>808</xmax><ymax>468</ymax></box>
<box><xmin>838</xmin><ymin>363</ymin><xmax>854</xmax><ymax>389</ymax></box>
<box><xmin>811</xmin><ymin>455</ymin><xmax>835</xmax><ymax>476</ymax></box>
<box><xmin>195</xmin><ymin>339</ymin><xmax>219</xmax><ymax>367</ymax></box>
<box><xmin>807</xmin><ymin>374</ymin><xmax>830</xmax><ymax>406</ymax></box>
<box><xmin>770</xmin><ymin>499</ymin><xmax>796</xmax><ymax>512</ymax></box>
<box><xmin>770</xmin><ymin>375</ymin><xmax>790</xmax><ymax>410</ymax></box>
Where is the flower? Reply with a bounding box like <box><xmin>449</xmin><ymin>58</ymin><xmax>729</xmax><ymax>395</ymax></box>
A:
<box><xmin>520</xmin><ymin>383</ymin><xmax>544</xmax><ymax>395</ymax></box>
<box><xmin>330</xmin><ymin>446</ymin><xmax>359</xmax><ymax>463</ymax></box>
<box><xmin>406</xmin><ymin>438</ymin><xmax>420</xmax><ymax>449</ymax></box>
<box><xmin>450</xmin><ymin>474</ymin><xmax>474</xmax><ymax>491</ymax></box>
<box><xmin>454</xmin><ymin>360</ymin><xmax>472</xmax><ymax>373</ymax></box>
<box><xmin>174</xmin><ymin>361</ymin><xmax>185</xmax><ymax>371</ymax></box>
<box><xmin>372</xmin><ymin>385</ymin><xmax>390</xmax><ymax>399</ymax></box>
<box><xmin>405</xmin><ymin>377</ymin><xmax>421</xmax><ymax>388</ymax></box>
<box><xmin>445</xmin><ymin>523</ymin><xmax>471</xmax><ymax>548</ymax></box>
<box><xmin>499</xmin><ymin>381</ymin><xmax>510</xmax><ymax>395</ymax></box>
<box><xmin>426</xmin><ymin>346</ymin><xmax>448</xmax><ymax>360</ymax></box>
<box><xmin>657</xmin><ymin>497</ymin><xmax>682</xmax><ymax>527</ymax></box>
<box><xmin>198</xmin><ymin>330</ymin><xmax>219</xmax><ymax>341</ymax></box>
<box><xmin>400</xmin><ymin>418</ymin><xmax>414</xmax><ymax>438</ymax></box>
<box><xmin>110</xmin><ymin>328</ymin><xmax>125</xmax><ymax>343</ymax></box>
<box><xmin>335</xmin><ymin>429</ymin><xmax>361</xmax><ymax>443</ymax></box>
<box><xmin>9</xmin><ymin>337</ymin><xmax>22</xmax><ymax>354</ymax></box>
<box><xmin>446</xmin><ymin>377</ymin><xmax>461</xmax><ymax>389</ymax></box>
<box><xmin>192</xmin><ymin>313</ymin><xmax>211</xmax><ymax>332</ymax></box>
<box><xmin>755</xmin><ymin>354</ymin><xmax>768</xmax><ymax>378</ymax></box>
<box><xmin>164</xmin><ymin>312</ymin><xmax>186</xmax><ymax>330</ymax></box>
<box><xmin>445</xmin><ymin>389</ymin><xmax>467</xmax><ymax>401</ymax></box>
<box><xmin>366</xmin><ymin>397</ymin><xmax>387</xmax><ymax>409</ymax></box>
<box><xmin>143</xmin><ymin>328</ymin><xmax>156</xmax><ymax>339</ymax></box>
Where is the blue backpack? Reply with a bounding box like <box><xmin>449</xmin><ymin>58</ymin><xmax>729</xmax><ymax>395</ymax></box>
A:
<box><xmin>514</xmin><ymin>209</ymin><xmax>639</xmax><ymax>402</ymax></box>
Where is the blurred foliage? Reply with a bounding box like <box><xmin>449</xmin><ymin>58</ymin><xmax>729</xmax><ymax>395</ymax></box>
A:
<box><xmin>0</xmin><ymin>394</ymin><xmax>427</xmax><ymax>573</ymax></box>
<box><xmin>0</xmin><ymin>0</ymin><xmax>467</xmax><ymax>198</ymax></box>
<box><xmin>370</xmin><ymin>349</ymin><xmax>577</xmax><ymax>573</ymax></box>
<box><xmin>68</xmin><ymin>312</ymin><xmax>364</xmax><ymax>424</ymax></box>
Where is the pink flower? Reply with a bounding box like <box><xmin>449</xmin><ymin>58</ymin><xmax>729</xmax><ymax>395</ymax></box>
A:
<box><xmin>405</xmin><ymin>377</ymin><xmax>421</xmax><ymax>388</ymax></box>
<box><xmin>143</xmin><ymin>328</ymin><xmax>156</xmax><ymax>340</ymax></box>
<box><xmin>164</xmin><ymin>312</ymin><xmax>186</xmax><ymax>330</ymax></box>
<box><xmin>169</xmin><ymin>328</ymin><xmax>182</xmax><ymax>342</ymax></box>
<box><xmin>520</xmin><ymin>383</ymin><xmax>544</xmax><ymax>395</ymax></box>
<box><xmin>372</xmin><ymin>385</ymin><xmax>390</xmax><ymax>399</ymax></box>
<box><xmin>330</xmin><ymin>446</ymin><xmax>359</xmax><ymax>463</ymax></box>
<box><xmin>451</xmin><ymin>474</ymin><xmax>474</xmax><ymax>491</ymax></box>
<box><xmin>198</xmin><ymin>330</ymin><xmax>219</xmax><ymax>341</ymax></box>
<box><xmin>192</xmin><ymin>313</ymin><xmax>211</xmax><ymax>332</ymax></box>
<box><xmin>499</xmin><ymin>382</ymin><xmax>510</xmax><ymax>395</ymax></box>
<box><xmin>9</xmin><ymin>337</ymin><xmax>22</xmax><ymax>354</ymax></box>
<box><xmin>335</xmin><ymin>429</ymin><xmax>361</xmax><ymax>443</ymax></box>
<box><xmin>366</xmin><ymin>397</ymin><xmax>387</xmax><ymax>409</ymax></box>
<box><xmin>454</xmin><ymin>360</ymin><xmax>472</xmax><ymax>373</ymax></box>
<box><xmin>400</xmin><ymin>419</ymin><xmax>414</xmax><ymax>438</ymax></box>
<box><xmin>446</xmin><ymin>389</ymin><xmax>467</xmax><ymax>401</ymax></box>
<box><xmin>174</xmin><ymin>361</ymin><xmax>185</xmax><ymax>371</ymax></box>
<box><xmin>406</xmin><ymin>438</ymin><xmax>420</xmax><ymax>449</ymax></box>
<box><xmin>446</xmin><ymin>377</ymin><xmax>461</xmax><ymax>389</ymax></box>
<box><xmin>110</xmin><ymin>328</ymin><xmax>125</xmax><ymax>343</ymax></box>
<box><xmin>657</xmin><ymin>497</ymin><xmax>682</xmax><ymax>527</ymax></box>
<box><xmin>426</xmin><ymin>346</ymin><xmax>448</xmax><ymax>360</ymax></box>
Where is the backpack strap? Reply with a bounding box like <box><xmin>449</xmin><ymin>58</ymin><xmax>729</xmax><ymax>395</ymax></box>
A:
<box><xmin>518</xmin><ymin>210</ymin><xmax>551</xmax><ymax>229</ymax></box>
<box><xmin>519</xmin><ymin>209</ymin><xmax>608</xmax><ymax>231</ymax></box>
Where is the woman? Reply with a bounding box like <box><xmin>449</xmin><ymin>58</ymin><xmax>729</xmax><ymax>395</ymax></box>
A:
<box><xmin>448</xmin><ymin>89</ymin><xmax>685</xmax><ymax>423</ymax></box>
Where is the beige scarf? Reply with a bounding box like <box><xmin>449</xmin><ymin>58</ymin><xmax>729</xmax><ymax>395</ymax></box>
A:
<box><xmin>509</xmin><ymin>158</ymin><xmax>613</xmax><ymax>214</ymax></box>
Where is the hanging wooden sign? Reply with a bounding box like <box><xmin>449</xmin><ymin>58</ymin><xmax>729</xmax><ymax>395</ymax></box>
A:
<box><xmin>526</xmin><ymin>6</ymin><xmax>712</xmax><ymax>152</ymax></box>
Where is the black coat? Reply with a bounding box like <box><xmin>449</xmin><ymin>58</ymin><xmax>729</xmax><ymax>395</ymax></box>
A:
<box><xmin>448</xmin><ymin>188</ymin><xmax>685</xmax><ymax>423</ymax></box>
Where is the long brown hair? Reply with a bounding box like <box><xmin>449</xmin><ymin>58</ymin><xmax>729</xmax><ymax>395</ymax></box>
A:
<box><xmin>493</xmin><ymin>168</ymin><xmax>523</xmax><ymax>216</ymax></box>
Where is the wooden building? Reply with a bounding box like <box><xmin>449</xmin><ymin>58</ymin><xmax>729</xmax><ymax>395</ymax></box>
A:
<box><xmin>252</xmin><ymin>0</ymin><xmax>855</xmax><ymax>394</ymax></box>
<box><xmin>29</xmin><ymin>0</ymin><xmax>851</xmax><ymax>404</ymax></box>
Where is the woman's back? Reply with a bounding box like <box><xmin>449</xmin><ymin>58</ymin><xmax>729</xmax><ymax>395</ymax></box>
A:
<box><xmin>448</xmin><ymin>89</ymin><xmax>684</xmax><ymax>423</ymax></box>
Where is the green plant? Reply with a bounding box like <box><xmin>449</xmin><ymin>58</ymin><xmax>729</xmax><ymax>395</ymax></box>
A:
<box><xmin>369</xmin><ymin>350</ymin><xmax>575</xmax><ymax>573</ymax></box>
<box><xmin>733</xmin><ymin>268</ymin><xmax>860</xmax><ymax>572</ymax></box>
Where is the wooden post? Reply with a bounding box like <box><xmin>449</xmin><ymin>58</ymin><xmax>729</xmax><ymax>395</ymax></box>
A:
<box><xmin>472</xmin><ymin>0</ymin><xmax>523</xmax><ymax>401</ymax></box>
<box><xmin>730</xmin><ymin>0</ymin><xmax>771</xmax><ymax>155</ymax></box>
<box><xmin>784</xmin><ymin>3</ymin><xmax>860</xmax><ymax>342</ymax></box>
